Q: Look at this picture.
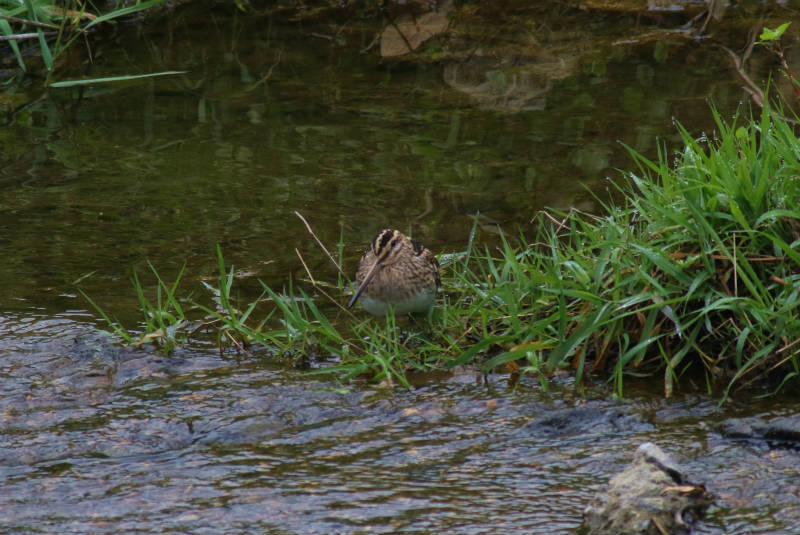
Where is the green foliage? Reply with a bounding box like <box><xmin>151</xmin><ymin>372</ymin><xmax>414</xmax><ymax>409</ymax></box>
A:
<box><xmin>79</xmin><ymin>287</ymin><xmax>134</xmax><ymax>345</ymax></box>
<box><xmin>80</xmin><ymin>261</ymin><xmax>189</xmax><ymax>353</ymax></box>
<box><xmin>131</xmin><ymin>261</ymin><xmax>189</xmax><ymax>353</ymax></box>
<box><xmin>517</xmin><ymin>103</ymin><xmax>800</xmax><ymax>397</ymax></box>
<box><xmin>195</xmin><ymin>244</ymin><xmax>270</xmax><ymax>352</ymax></box>
<box><xmin>755</xmin><ymin>21</ymin><xmax>800</xmax><ymax>101</ymax></box>
<box><xmin>759</xmin><ymin>22</ymin><xmax>791</xmax><ymax>43</ymax></box>
<box><xmin>0</xmin><ymin>0</ymin><xmax>170</xmax><ymax>77</ymax></box>
<box><xmin>49</xmin><ymin>71</ymin><xmax>187</xmax><ymax>87</ymax></box>
<box><xmin>79</xmin><ymin>105</ymin><xmax>800</xmax><ymax>397</ymax></box>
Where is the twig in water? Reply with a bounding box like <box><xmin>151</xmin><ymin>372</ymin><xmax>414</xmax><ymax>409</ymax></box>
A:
<box><xmin>223</xmin><ymin>329</ymin><xmax>248</xmax><ymax>354</ymax></box>
<box><xmin>539</xmin><ymin>209</ymin><xmax>571</xmax><ymax>235</ymax></box>
<box><xmin>294</xmin><ymin>211</ymin><xmax>344</xmax><ymax>276</ymax></box>
<box><xmin>295</xmin><ymin>247</ymin><xmax>357</xmax><ymax>317</ymax></box>
<box><xmin>734</xmin><ymin>340</ymin><xmax>800</xmax><ymax>391</ymax></box>
<box><xmin>360</xmin><ymin>31</ymin><xmax>381</xmax><ymax>53</ymax></box>
<box><xmin>295</xmin><ymin>247</ymin><xmax>317</xmax><ymax>286</ymax></box>
<box><xmin>721</xmin><ymin>40</ymin><xmax>764</xmax><ymax>108</ymax></box>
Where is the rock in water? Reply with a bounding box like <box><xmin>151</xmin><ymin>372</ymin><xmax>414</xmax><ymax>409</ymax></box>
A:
<box><xmin>582</xmin><ymin>442</ymin><xmax>712</xmax><ymax>535</ymax></box>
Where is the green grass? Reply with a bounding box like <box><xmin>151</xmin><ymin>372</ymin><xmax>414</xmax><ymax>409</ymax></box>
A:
<box><xmin>78</xmin><ymin>104</ymin><xmax>800</xmax><ymax>398</ymax></box>
<box><xmin>0</xmin><ymin>0</ymin><xmax>170</xmax><ymax>79</ymax></box>
<box><xmin>79</xmin><ymin>260</ymin><xmax>188</xmax><ymax>352</ymax></box>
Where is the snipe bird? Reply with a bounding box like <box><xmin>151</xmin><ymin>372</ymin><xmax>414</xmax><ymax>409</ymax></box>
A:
<box><xmin>348</xmin><ymin>229</ymin><xmax>440</xmax><ymax>316</ymax></box>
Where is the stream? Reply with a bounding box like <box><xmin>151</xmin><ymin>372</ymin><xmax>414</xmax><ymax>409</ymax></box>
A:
<box><xmin>2</xmin><ymin>2</ymin><xmax>800</xmax><ymax>533</ymax></box>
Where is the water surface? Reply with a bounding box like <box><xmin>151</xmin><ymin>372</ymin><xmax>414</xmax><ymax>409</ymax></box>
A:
<box><xmin>3</xmin><ymin>316</ymin><xmax>800</xmax><ymax>533</ymax></box>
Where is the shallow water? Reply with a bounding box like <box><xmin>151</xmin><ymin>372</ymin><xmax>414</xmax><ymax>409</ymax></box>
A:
<box><xmin>3</xmin><ymin>315</ymin><xmax>800</xmax><ymax>533</ymax></box>
<box><xmin>3</xmin><ymin>2</ymin><xmax>800</xmax><ymax>533</ymax></box>
<box><xmin>2</xmin><ymin>1</ymin><xmax>784</xmax><ymax>312</ymax></box>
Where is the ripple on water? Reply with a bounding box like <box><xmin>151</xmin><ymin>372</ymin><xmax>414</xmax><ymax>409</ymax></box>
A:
<box><xmin>2</xmin><ymin>314</ymin><xmax>800</xmax><ymax>533</ymax></box>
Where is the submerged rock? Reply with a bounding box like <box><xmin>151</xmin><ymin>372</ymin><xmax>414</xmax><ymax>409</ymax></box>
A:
<box><xmin>582</xmin><ymin>442</ymin><xmax>712</xmax><ymax>535</ymax></box>
<box><xmin>521</xmin><ymin>406</ymin><xmax>654</xmax><ymax>437</ymax></box>
<box><xmin>722</xmin><ymin>415</ymin><xmax>800</xmax><ymax>446</ymax></box>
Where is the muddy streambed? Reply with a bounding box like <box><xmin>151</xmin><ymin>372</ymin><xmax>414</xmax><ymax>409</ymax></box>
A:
<box><xmin>1</xmin><ymin>313</ymin><xmax>798</xmax><ymax>534</ymax></box>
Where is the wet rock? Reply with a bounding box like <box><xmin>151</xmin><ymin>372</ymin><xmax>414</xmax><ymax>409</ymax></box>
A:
<box><xmin>0</xmin><ymin>418</ymin><xmax>193</xmax><ymax>465</ymax></box>
<box><xmin>93</xmin><ymin>418</ymin><xmax>194</xmax><ymax>457</ymax></box>
<box><xmin>721</xmin><ymin>415</ymin><xmax>800</xmax><ymax>446</ymax></box>
<box><xmin>521</xmin><ymin>406</ymin><xmax>654</xmax><ymax>437</ymax></box>
<box><xmin>582</xmin><ymin>442</ymin><xmax>712</xmax><ymax>535</ymax></box>
<box><xmin>380</xmin><ymin>1</ymin><xmax>451</xmax><ymax>57</ymax></box>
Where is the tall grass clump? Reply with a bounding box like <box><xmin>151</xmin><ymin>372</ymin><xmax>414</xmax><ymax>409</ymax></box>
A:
<box><xmin>467</xmin><ymin>105</ymin><xmax>800</xmax><ymax>397</ymax></box>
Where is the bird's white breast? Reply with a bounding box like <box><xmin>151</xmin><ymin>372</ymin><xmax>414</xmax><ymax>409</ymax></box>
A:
<box><xmin>359</xmin><ymin>287</ymin><xmax>436</xmax><ymax>316</ymax></box>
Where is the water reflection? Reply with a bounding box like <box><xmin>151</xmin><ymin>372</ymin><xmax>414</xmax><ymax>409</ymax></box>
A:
<box><xmin>0</xmin><ymin>2</ymin><xmax>783</xmax><ymax>314</ymax></box>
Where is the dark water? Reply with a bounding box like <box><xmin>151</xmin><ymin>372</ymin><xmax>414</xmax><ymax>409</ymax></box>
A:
<box><xmin>3</xmin><ymin>1</ymin><xmax>784</xmax><ymax>313</ymax></box>
<box><xmin>3</xmin><ymin>1</ymin><xmax>800</xmax><ymax>533</ymax></box>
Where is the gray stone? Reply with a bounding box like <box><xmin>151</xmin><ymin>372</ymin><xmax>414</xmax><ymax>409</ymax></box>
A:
<box><xmin>722</xmin><ymin>415</ymin><xmax>800</xmax><ymax>444</ymax></box>
<box><xmin>582</xmin><ymin>442</ymin><xmax>712</xmax><ymax>535</ymax></box>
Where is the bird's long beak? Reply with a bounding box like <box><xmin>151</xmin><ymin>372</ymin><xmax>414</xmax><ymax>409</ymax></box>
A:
<box><xmin>348</xmin><ymin>260</ymin><xmax>381</xmax><ymax>308</ymax></box>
